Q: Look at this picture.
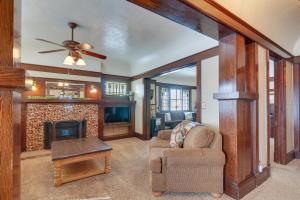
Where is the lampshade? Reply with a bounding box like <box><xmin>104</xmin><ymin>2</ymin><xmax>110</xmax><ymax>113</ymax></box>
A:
<box><xmin>63</xmin><ymin>55</ymin><xmax>75</xmax><ymax>65</ymax></box>
<box><xmin>76</xmin><ymin>58</ymin><xmax>86</xmax><ymax>66</ymax></box>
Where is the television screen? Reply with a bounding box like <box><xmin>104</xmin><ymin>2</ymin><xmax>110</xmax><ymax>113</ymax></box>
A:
<box><xmin>104</xmin><ymin>106</ymin><xmax>130</xmax><ymax>123</ymax></box>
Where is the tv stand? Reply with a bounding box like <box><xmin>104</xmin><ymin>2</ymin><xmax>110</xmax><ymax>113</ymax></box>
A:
<box><xmin>99</xmin><ymin>101</ymin><xmax>136</xmax><ymax>140</ymax></box>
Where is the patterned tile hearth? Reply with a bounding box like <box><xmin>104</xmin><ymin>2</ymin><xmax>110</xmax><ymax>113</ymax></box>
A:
<box><xmin>26</xmin><ymin>103</ymin><xmax>99</xmax><ymax>151</ymax></box>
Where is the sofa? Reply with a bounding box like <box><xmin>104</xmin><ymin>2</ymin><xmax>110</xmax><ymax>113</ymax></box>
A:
<box><xmin>149</xmin><ymin>126</ymin><xmax>225</xmax><ymax>198</ymax></box>
<box><xmin>156</xmin><ymin>112</ymin><xmax>196</xmax><ymax>129</ymax></box>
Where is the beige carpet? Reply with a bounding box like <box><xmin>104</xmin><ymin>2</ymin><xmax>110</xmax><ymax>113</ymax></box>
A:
<box><xmin>21</xmin><ymin>138</ymin><xmax>300</xmax><ymax>200</ymax></box>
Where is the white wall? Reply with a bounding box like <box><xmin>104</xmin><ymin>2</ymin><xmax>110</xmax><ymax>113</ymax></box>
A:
<box><xmin>201</xmin><ymin>56</ymin><xmax>219</xmax><ymax>130</ymax></box>
<box><xmin>286</xmin><ymin>61</ymin><xmax>295</xmax><ymax>153</ymax></box>
<box><xmin>131</xmin><ymin>79</ymin><xmax>144</xmax><ymax>134</ymax></box>
<box><xmin>258</xmin><ymin>45</ymin><xmax>268</xmax><ymax>167</ymax></box>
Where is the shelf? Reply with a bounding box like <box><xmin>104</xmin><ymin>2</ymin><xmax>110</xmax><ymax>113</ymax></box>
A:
<box><xmin>104</xmin><ymin>122</ymin><xmax>131</xmax><ymax>127</ymax></box>
<box><xmin>23</xmin><ymin>99</ymin><xmax>100</xmax><ymax>104</ymax></box>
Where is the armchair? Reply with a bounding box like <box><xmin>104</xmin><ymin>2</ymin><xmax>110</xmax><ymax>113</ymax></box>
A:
<box><xmin>149</xmin><ymin>126</ymin><xmax>225</xmax><ymax>198</ymax></box>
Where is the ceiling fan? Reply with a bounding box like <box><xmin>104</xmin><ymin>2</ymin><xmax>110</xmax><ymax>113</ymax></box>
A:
<box><xmin>36</xmin><ymin>22</ymin><xmax>107</xmax><ymax>66</ymax></box>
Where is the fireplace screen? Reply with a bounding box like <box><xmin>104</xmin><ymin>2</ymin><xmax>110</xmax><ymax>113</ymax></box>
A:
<box><xmin>44</xmin><ymin>120</ymin><xmax>86</xmax><ymax>149</ymax></box>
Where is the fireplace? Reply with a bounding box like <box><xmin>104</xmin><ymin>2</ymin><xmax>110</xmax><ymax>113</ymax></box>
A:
<box><xmin>44</xmin><ymin>119</ymin><xmax>86</xmax><ymax>149</ymax></box>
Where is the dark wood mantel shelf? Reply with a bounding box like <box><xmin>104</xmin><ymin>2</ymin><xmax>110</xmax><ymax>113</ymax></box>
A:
<box><xmin>23</xmin><ymin>99</ymin><xmax>101</xmax><ymax>104</ymax></box>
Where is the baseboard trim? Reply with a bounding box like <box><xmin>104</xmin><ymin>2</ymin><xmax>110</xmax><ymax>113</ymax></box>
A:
<box><xmin>225</xmin><ymin>167</ymin><xmax>270</xmax><ymax>199</ymax></box>
<box><xmin>133</xmin><ymin>132</ymin><xmax>147</xmax><ymax>140</ymax></box>
<box><xmin>285</xmin><ymin>150</ymin><xmax>295</xmax><ymax>164</ymax></box>
<box><xmin>295</xmin><ymin>150</ymin><xmax>300</xmax><ymax>159</ymax></box>
<box><xmin>256</xmin><ymin>167</ymin><xmax>270</xmax><ymax>186</ymax></box>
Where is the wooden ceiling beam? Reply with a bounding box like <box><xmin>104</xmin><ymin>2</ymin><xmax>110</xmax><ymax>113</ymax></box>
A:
<box><xmin>127</xmin><ymin>0</ymin><xmax>293</xmax><ymax>59</ymax></box>
<box><xmin>131</xmin><ymin>46</ymin><xmax>219</xmax><ymax>81</ymax></box>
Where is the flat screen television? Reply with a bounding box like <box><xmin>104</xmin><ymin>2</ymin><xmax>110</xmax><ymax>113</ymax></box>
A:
<box><xmin>104</xmin><ymin>106</ymin><xmax>130</xmax><ymax>123</ymax></box>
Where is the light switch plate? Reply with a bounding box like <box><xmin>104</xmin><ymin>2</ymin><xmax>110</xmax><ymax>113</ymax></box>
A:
<box><xmin>201</xmin><ymin>102</ymin><xmax>207</xmax><ymax>109</ymax></box>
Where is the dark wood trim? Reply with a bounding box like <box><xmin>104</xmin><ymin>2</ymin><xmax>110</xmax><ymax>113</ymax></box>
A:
<box><xmin>256</xmin><ymin>167</ymin><xmax>271</xmax><ymax>186</ymax></box>
<box><xmin>0</xmin><ymin>68</ymin><xmax>26</xmax><ymax>90</ymax></box>
<box><xmin>21</xmin><ymin>63</ymin><xmax>102</xmax><ymax>78</ymax></box>
<box><xmin>28</xmin><ymin>77</ymin><xmax>100</xmax><ymax>84</ymax></box>
<box><xmin>266</xmin><ymin>50</ymin><xmax>271</xmax><ymax>167</ymax></box>
<box><xmin>213</xmin><ymin>92</ymin><xmax>257</xmax><ymax>100</ymax></box>
<box><xmin>285</xmin><ymin>150</ymin><xmax>295</xmax><ymax>165</ymax></box>
<box><xmin>293</xmin><ymin>56</ymin><xmax>300</xmax><ymax>64</ymax></box>
<box><xmin>22</xmin><ymin>99</ymin><xmax>101</xmax><ymax>104</ymax></box>
<box><xmin>131</xmin><ymin>46</ymin><xmax>219</xmax><ymax>81</ymax></box>
<box><xmin>21</xmin><ymin>103</ymin><xmax>27</xmax><ymax>152</ymax></box>
<box><xmin>196</xmin><ymin>61</ymin><xmax>201</xmax><ymax>123</ymax></box>
<box><xmin>128</xmin><ymin>0</ymin><xmax>292</xmax><ymax>58</ymax></box>
<box><xmin>156</xmin><ymin>84</ymin><xmax>193</xmax><ymax>113</ymax></box>
<box><xmin>143</xmin><ymin>78</ymin><xmax>152</xmax><ymax>140</ymax></box>
<box><xmin>274</xmin><ymin>60</ymin><xmax>287</xmax><ymax>164</ymax></box>
<box><xmin>225</xmin><ymin>166</ymin><xmax>270</xmax><ymax>199</ymax></box>
<box><xmin>133</xmin><ymin>132</ymin><xmax>147</xmax><ymax>140</ymax></box>
<box><xmin>103</xmin><ymin>135</ymin><xmax>135</xmax><ymax>141</ymax></box>
<box><xmin>156</xmin><ymin>82</ymin><xmax>196</xmax><ymax>90</ymax></box>
<box><xmin>0</xmin><ymin>0</ymin><xmax>22</xmax><ymax>199</ymax></box>
<box><xmin>294</xmin><ymin>64</ymin><xmax>300</xmax><ymax>159</ymax></box>
<box><xmin>182</xmin><ymin>0</ymin><xmax>292</xmax><ymax>58</ymax></box>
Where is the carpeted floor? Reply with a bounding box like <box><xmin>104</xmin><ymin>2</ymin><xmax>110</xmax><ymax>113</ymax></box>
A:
<box><xmin>21</xmin><ymin>138</ymin><xmax>300</xmax><ymax>200</ymax></box>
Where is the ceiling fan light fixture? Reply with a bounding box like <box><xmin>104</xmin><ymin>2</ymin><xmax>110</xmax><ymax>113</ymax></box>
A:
<box><xmin>76</xmin><ymin>58</ymin><xmax>86</xmax><ymax>66</ymax></box>
<box><xmin>63</xmin><ymin>55</ymin><xmax>75</xmax><ymax>65</ymax></box>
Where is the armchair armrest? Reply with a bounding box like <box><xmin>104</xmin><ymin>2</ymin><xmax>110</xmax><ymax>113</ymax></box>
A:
<box><xmin>162</xmin><ymin>148</ymin><xmax>225</xmax><ymax>167</ymax></box>
<box><xmin>157</xmin><ymin>129</ymin><xmax>172</xmax><ymax>140</ymax></box>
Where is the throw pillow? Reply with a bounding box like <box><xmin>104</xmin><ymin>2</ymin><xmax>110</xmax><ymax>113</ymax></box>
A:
<box><xmin>184</xmin><ymin>112</ymin><xmax>194</xmax><ymax>121</ymax></box>
<box><xmin>169</xmin><ymin>120</ymin><xmax>192</xmax><ymax>148</ymax></box>
<box><xmin>165</xmin><ymin>112</ymin><xmax>171</xmax><ymax>122</ymax></box>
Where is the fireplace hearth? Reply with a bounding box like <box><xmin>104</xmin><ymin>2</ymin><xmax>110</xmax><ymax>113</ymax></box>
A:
<box><xmin>44</xmin><ymin>119</ymin><xmax>86</xmax><ymax>149</ymax></box>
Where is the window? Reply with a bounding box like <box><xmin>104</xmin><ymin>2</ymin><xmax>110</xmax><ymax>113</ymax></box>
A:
<box><xmin>105</xmin><ymin>81</ymin><xmax>128</xmax><ymax>96</ymax></box>
<box><xmin>159</xmin><ymin>87</ymin><xmax>190</xmax><ymax>111</ymax></box>
<box><xmin>160</xmin><ymin>87</ymin><xmax>169</xmax><ymax>111</ymax></box>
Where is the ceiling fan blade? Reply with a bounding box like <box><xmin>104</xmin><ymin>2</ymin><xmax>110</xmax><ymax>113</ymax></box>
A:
<box><xmin>81</xmin><ymin>50</ymin><xmax>107</xmax><ymax>60</ymax></box>
<box><xmin>38</xmin><ymin>49</ymin><xmax>66</xmax><ymax>54</ymax></box>
<box><xmin>77</xmin><ymin>43</ymin><xmax>94</xmax><ymax>50</ymax></box>
<box><xmin>36</xmin><ymin>38</ymin><xmax>65</xmax><ymax>47</ymax></box>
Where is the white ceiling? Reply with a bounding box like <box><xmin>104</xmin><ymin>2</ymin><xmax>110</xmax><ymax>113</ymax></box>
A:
<box><xmin>21</xmin><ymin>0</ymin><xmax>218</xmax><ymax>77</ymax></box>
<box><xmin>154</xmin><ymin>66</ymin><xmax>196</xmax><ymax>86</ymax></box>
<box><xmin>215</xmin><ymin>0</ymin><xmax>300</xmax><ymax>56</ymax></box>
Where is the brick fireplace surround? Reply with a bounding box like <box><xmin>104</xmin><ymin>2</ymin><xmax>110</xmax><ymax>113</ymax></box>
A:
<box><xmin>25</xmin><ymin>103</ymin><xmax>98</xmax><ymax>151</ymax></box>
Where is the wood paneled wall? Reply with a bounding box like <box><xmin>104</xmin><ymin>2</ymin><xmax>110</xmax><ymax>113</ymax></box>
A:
<box><xmin>0</xmin><ymin>1</ymin><xmax>23</xmax><ymax>200</ymax></box>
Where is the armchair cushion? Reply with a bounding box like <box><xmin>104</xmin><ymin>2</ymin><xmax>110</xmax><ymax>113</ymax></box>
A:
<box><xmin>150</xmin><ymin>137</ymin><xmax>170</xmax><ymax>149</ymax></box>
<box><xmin>157</xmin><ymin>130</ymin><xmax>172</xmax><ymax>140</ymax></box>
<box><xmin>150</xmin><ymin>148</ymin><xmax>167</xmax><ymax>173</ymax></box>
<box><xmin>183</xmin><ymin>126</ymin><xmax>214</xmax><ymax>148</ymax></box>
<box><xmin>162</xmin><ymin>148</ymin><xmax>225</xmax><ymax>167</ymax></box>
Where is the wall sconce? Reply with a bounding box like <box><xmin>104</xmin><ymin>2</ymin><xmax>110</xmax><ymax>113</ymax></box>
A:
<box><xmin>32</xmin><ymin>81</ymin><xmax>37</xmax><ymax>91</ymax></box>
<box><xmin>25</xmin><ymin>78</ymin><xmax>34</xmax><ymax>91</ymax></box>
<box><xmin>90</xmin><ymin>85</ymin><xmax>97</xmax><ymax>93</ymax></box>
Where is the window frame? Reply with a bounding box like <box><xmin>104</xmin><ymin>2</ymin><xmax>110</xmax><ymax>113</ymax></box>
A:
<box><xmin>102</xmin><ymin>74</ymin><xmax>131</xmax><ymax>98</ymax></box>
<box><xmin>158</xmin><ymin>83</ymin><xmax>192</xmax><ymax>112</ymax></box>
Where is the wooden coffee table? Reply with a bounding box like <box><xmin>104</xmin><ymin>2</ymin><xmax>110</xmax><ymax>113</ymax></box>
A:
<box><xmin>51</xmin><ymin>137</ymin><xmax>112</xmax><ymax>186</ymax></box>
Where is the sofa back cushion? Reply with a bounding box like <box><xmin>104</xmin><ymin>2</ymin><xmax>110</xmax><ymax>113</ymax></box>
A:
<box><xmin>171</xmin><ymin>112</ymin><xmax>185</xmax><ymax>121</ymax></box>
<box><xmin>183</xmin><ymin>126</ymin><xmax>215</xmax><ymax>148</ymax></box>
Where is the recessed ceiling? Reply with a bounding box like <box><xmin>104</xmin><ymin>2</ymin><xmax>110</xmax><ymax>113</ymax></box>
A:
<box><xmin>154</xmin><ymin>66</ymin><xmax>196</xmax><ymax>86</ymax></box>
<box><xmin>21</xmin><ymin>0</ymin><xmax>218</xmax><ymax>77</ymax></box>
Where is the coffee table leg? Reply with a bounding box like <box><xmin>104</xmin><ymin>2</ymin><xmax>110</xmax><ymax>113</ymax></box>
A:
<box><xmin>54</xmin><ymin>161</ymin><xmax>62</xmax><ymax>186</ymax></box>
<box><xmin>104</xmin><ymin>151</ymin><xmax>111</xmax><ymax>174</ymax></box>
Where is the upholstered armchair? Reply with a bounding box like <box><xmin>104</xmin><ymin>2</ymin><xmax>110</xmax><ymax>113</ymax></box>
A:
<box><xmin>149</xmin><ymin>127</ymin><xmax>225</xmax><ymax>198</ymax></box>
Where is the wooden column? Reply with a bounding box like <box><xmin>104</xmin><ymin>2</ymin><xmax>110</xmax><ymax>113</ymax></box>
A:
<box><xmin>214</xmin><ymin>33</ymin><xmax>259</xmax><ymax>199</ymax></box>
<box><xmin>0</xmin><ymin>0</ymin><xmax>24</xmax><ymax>200</ymax></box>
<box><xmin>274</xmin><ymin>60</ymin><xmax>287</xmax><ymax>164</ymax></box>
<box><xmin>196</xmin><ymin>61</ymin><xmax>201</xmax><ymax>122</ymax></box>
<box><xmin>294</xmin><ymin>64</ymin><xmax>300</xmax><ymax>159</ymax></box>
